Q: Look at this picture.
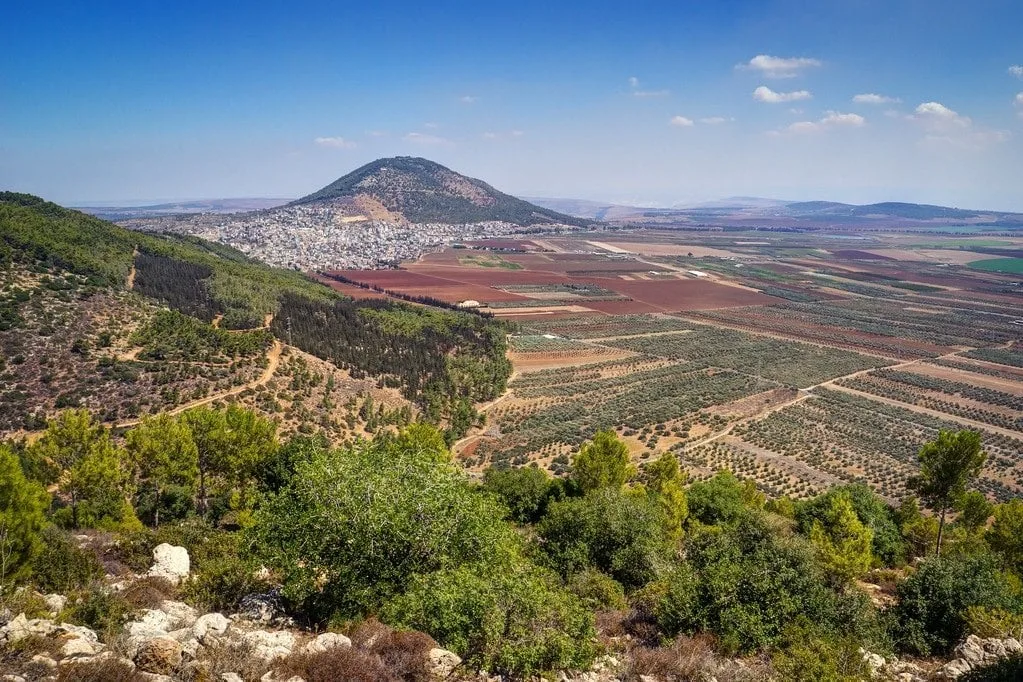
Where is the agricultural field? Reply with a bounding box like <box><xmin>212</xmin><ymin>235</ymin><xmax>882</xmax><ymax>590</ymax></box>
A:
<box><xmin>726</xmin><ymin>388</ymin><xmax>1023</xmax><ymax>502</ymax></box>
<box><xmin>356</xmin><ymin>230</ymin><xmax>1023</xmax><ymax>505</ymax></box>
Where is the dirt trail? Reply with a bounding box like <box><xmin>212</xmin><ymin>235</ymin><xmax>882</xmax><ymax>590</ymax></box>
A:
<box><xmin>452</xmin><ymin>370</ymin><xmax>520</xmax><ymax>453</ymax></box>
<box><xmin>125</xmin><ymin>246</ymin><xmax>139</xmax><ymax>290</ymax></box>
<box><xmin>114</xmin><ymin>339</ymin><xmax>283</xmax><ymax>428</ymax></box>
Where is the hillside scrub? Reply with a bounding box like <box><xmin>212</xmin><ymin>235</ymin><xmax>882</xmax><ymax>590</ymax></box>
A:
<box><xmin>5</xmin><ymin>414</ymin><xmax>1023</xmax><ymax>678</ymax></box>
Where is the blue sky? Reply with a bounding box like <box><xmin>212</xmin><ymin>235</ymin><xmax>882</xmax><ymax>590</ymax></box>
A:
<box><xmin>3</xmin><ymin>0</ymin><xmax>1023</xmax><ymax>209</ymax></box>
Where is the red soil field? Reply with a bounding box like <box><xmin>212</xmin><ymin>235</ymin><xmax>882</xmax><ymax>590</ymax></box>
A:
<box><xmin>603</xmin><ymin>279</ymin><xmax>782</xmax><ymax>311</ymax></box>
<box><xmin>582</xmin><ymin>299</ymin><xmax>664</xmax><ymax>314</ymax></box>
<box><xmin>316</xmin><ymin>278</ymin><xmax>392</xmax><ymax>300</ymax></box>
<box><xmin>393</xmin><ymin>286</ymin><xmax>529</xmax><ymax>304</ymax></box>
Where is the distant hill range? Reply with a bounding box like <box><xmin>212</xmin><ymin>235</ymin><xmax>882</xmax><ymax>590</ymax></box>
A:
<box><xmin>77</xmin><ymin>198</ymin><xmax>290</xmax><ymax>221</ymax></box>
<box><xmin>528</xmin><ymin>196</ymin><xmax>1023</xmax><ymax>230</ymax></box>
<box><xmin>295</xmin><ymin>157</ymin><xmax>588</xmax><ymax>227</ymax></box>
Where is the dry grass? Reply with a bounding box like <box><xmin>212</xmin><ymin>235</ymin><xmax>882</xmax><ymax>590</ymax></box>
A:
<box><xmin>57</xmin><ymin>656</ymin><xmax>146</xmax><ymax>681</ymax></box>
<box><xmin>119</xmin><ymin>575</ymin><xmax>180</xmax><ymax>609</ymax></box>
<box><xmin>278</xmin><ymin>619</ymin><xmax>434</xmax><ymax>682</ymax></box>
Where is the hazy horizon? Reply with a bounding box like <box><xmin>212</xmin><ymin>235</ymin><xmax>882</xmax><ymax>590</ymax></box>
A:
<box><xmin>4</xmin><ymin>1</ymin><xmax>1023</xmax><ymax>211</ymax></box>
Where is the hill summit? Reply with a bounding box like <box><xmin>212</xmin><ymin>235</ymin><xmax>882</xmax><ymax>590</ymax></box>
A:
<box><xmin>292</xmin><ymin>156</ymin><xmax>588</xmax><ymax>227</ymax></box>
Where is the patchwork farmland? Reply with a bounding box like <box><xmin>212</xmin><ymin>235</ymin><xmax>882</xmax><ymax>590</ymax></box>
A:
<box><xmin>327</xmin><ymin>231</ymin><xmax>1023</xmax><ymax>502</ymax></box>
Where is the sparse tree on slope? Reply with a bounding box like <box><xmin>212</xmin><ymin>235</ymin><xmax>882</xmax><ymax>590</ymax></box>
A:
<box><xmin>0</xmin><ymin>445</ymin><xmax>48</xmax><ymax>589</ymax></box>
<box><xmin>808</xmin><ymin>492</ymin><xmax>874</xmax><ymax>586</ymax></box>
<box><xmin>911</xmin><ymin>430</ymin><xmax>987</xmax><ymax>556</ymax></box>
<box><xmin>572</xmin><ymin>429</ymin><xmax>633</xmax><ymax>494</ymax></box>
<box><xmin>125</xmin><ymin>413</ymin><xmax>199</xmax><ymax>526</ymax></box>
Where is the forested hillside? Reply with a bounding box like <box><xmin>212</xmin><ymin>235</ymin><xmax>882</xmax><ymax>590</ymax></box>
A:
<box><xmin>0</xmin><ymin>194</ymin><xmax>512</xmax><ymax>434</ymax></box>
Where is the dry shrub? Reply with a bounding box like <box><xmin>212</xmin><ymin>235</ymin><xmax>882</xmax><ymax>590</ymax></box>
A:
<box><xmin>183</xmin><ymin>639</ymin><xmax>270</xmax><ymax>682</ymax></box>
<box><xmin>279</xmin><ymin>619</ymin><xmax>434</xmax><ymax>682</ymax></box>
<box><xmin>352</xmin><ymin>619</ymin><xmax>434</xmax><ymax>682</ymax></box>
<box><xmin>628</xmin><ymin>634</ymin><xmax>717</xmax><ymax>681</ymax></box>
<box><xmin>56</xmin><ymin>656</ymin><xmax>145</xmax><ymax>682</ymax></box>
<box><xmin>277</xmin><ymin>646</ymin><xmax>395</xmax><ymax>682</ymax></box>
<box><xmin>119</xmin><ymin>575</ymin><xmax>180</xmax><ymax>609</ymax></box>
<box><xmin>596</xmin><ymin>608</ymin><xmax>661</xmax><ymax>646</ymax></box>
<box><xmin>0</xmin><ymin>633</ymin><xmax>64</xmax><ymax>678</ymax></box>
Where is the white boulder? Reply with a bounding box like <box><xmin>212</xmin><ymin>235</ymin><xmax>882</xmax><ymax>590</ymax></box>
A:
<box><xmin>148</xmin><ymin>544</ymin><xmax>190</xmax><ymax>584</ymax></box>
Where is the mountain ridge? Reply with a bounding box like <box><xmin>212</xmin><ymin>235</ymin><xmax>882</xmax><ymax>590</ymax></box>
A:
<box><xmin>293</xmin><ymin>157</ymin><xmax>590</xmax><ymax>227</ymax></box>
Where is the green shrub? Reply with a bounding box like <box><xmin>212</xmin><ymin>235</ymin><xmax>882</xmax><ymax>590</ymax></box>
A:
<box><xmin>657</xmin><ymin>514</ymin><xmax>840</xmax><ymax>654</ymax></box>
<box><xmin>771</xmin><ymin>623</ymin><xmax>870</xmax><ymax>682</ymax></box>
<box><xmin>796</xmin><ymin>484</ymin><xmax>904</xmax><ymax>567</ymax></box>
<box><xmin>29</xmin><ymin>526</ymin><xmax>103</xmax><ymax>594</ymax></box>
<box><xmin>248</xmin><ymin>435</ymin><xmax>515</xmax><ymax>621</ymax></box>
<box><xmin>382</xmin><ymin>558</ymin><xmax>597</xmax><ymax>677</ymax></box>
<box><xmin>959</xmin><ymin>655</ymin><xmax>1023</xmax><ymax>682</ymax></box>
<box><xmin>895</xmin><ymin>553</ymin><xmax>1022</xmax><ymax>655</ymax></box>
<box><xmin>567</xmin><ymin>569</ymin><xmax>628</xmax><ymax>610</ymax></box>
<box><xmin>686</xmin><ymin>470</ymin><xmax>763</xmax><ymax>527</ymax></box>
<box><xmin>0</xmin><ymin>444</ymin><xmax>49</xmax><ymax>587</ymax></box>
<box><xmin>537</xmin><ymin>488</ymin><xmax>672</xmax><ymax>589</ymax></box>
<box><xmin>481</xmin><ymin>465</ymin><xmax>554</xmax><ymax>524</ymax></box>
<box><xmin>63</xmin><ymin>589</ymin><xmax>133</xmax><ymax>641</ymax></box>
<box><xmin>965</xmin><ymin>605</ymin><xmax>1023</xmax><ymax>639</ymax></box>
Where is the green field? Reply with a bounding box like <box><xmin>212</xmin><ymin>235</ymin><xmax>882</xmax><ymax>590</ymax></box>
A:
<box><xmin>968</xmin><ymin>257</ymin><xmax>1023</xmax><ymax>274</ymax></box>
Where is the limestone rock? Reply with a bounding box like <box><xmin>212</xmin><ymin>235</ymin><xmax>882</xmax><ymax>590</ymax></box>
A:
<box><xmin>148</xmin><ymin>543</ymin><xmax>190</xmax><ymax>584</ymax></box>
<box><xmin>303</xmin><ymin>631</ymin><xmax>352</xmax><ymax>654</ymax></box>
<box><xmin>222</xmin><ymin>674</ymin><xmax>245</xmax><ymax>682</ymax></box>
<box><xmin>159</xmin><ymin>600</ymin><xmax>198</xmax><ymax>629</ymax></box>
<box><xmin>193</xmin><ymin>612</ymin><xmax>231</xmax><ymax>642</ymax></box>
<box><xmin>60</xmin><ymin>636</ymin><xmax>100</xmax><ymax>658</ymax></box>
<box><xmin>43</xmin><ymin>594</ymin><xmax>66</xmax><ymax>615</ymax></box>
<box><xmin>428</xmin><ymin>647</ymin><xmax>462</xmax><ymax>678</ymax></box>
<box><xmin>30</xmin><ymin>654</ymin><xmax>58</xmax><ymax>670</ymax></box>
<box><xmin>135</xmin><ymin>636</ymin><xmax>184</xmax><ymax>674</ymax></box>
<box><xmin>243</xmin><ymin>629</ymin><xmax>297</xmax><ymax>661</ymax></box>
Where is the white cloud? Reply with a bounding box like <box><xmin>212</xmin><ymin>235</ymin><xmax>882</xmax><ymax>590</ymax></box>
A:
<box><xmin>459</xmin><ymin>95</ymin><xmax>477</xmax><ymax>104</ymax></box>
<box><xmin>403</xmin><ymin>132</ymin><xmax>449</xmax><ymax>145</ymax></box>
<box><xmin>912</xmin><ymin>102</ymin><xmax>972</xmax><ymax>129</ymax></box>
<box><xmin>699</xmin><ymin>116</ymin><xmax>732</xmax><ymax>125</ymax></box>
<box><xmin>1010</xmin><ymin>66</ymin><xmax>1023</xmax><ymax>78</ymax></box>
<box><xmin>628</xmin><ymin>76</ymin><xmax>639</xmax><ymax>88</ymax></box>
<box><xmin>909</xmin><ymin>102</ymin><xmax>1010</xmax><ymax>149</ymax></box>
<box><xmin>753</xmin><ymin>86</ymin><xmax>812</xmax><ymax>103</ymax></box>
<box><xmin>313</xmin><ymin>136</ymin><xmax>356</xmax><ymax>149</ymax></box>
<box><xmin>1016</xmin><ymin>93</ymin><xmax>1023</xmax><ymax>118</ymax></box>
<box><xmin>510</xmin><ymin>129</ymin><xmax>524</xmax><ymax>136</ymax></box>
<box><xmin>482</xmin><ymin>132</ymin><xmax>498</xmax><ymax>139</ymax></box>
<box><xmin>739</xmin><ymin>55</ymin><xmax>821</xmax><ymax>78</ymax></box>
<box><xmin>853</xmin><ymin>93</ymin><xmax>900</xmax><ymax>105</ymax></box>
<box><xmin>783</xmin><ymin>110</ymin><xmax>865</xmax><ymax>134</ymax></box>
<box><xmin>670</xmin><ymin>115</ymin><xmax>695</xmax><ymax>127</ymax></box>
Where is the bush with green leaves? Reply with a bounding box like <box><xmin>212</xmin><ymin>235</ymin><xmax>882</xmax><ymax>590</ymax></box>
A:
<box><xmin>988</xmin><ymin>499</ymin><xmax>1023</xmax><ymax>576</ymax></box>
<box><xmin>382</xmin><ymin>557</ymin><xmax>597</xmax><ymax>678</ymax></box>
<box><xmin>481</xmin><ymin>465</ymin><xmax>555</xmax><ymax>524</ymax></box>
<box><xmin>686</xmin><ymin>470</ymin><xmax>763</xmax><ymax>527</ymax></box>
<box><xmin>770</xmin><ymin>622</ymin><xmax>871</xmax><ymax>682</ymax></box>
<box><xmin>28</xmin><ymin>526</ymin><xmax>103</xmax><ymax>594</ymax></box>
<box><xmin>537</xmin><ymin>488</ymin><xmax>672</xmax><ymax>589</ymax></box>
<box><xmin>796</xmin><ymin>484</ymin><xmax>904</xmax><ymax>567</ymax></box>
<box><xmin>0</xmin><ymin>444</ymin><xmax>48</xmax><ymax>588</ymax></box>
<box><xmin>248</xmin><ymin>427</ymin><xmax>515</xmax><ymax>621</ymax></box>
<box><xmin>657</xmin><ymin>514</ymin><xmax>842</xmax><ymax>654</ymax></box>
<box><xmin>895</xmin><ymin>552</ymin><xmax>1022</xmax><ymax>656</ymax></box>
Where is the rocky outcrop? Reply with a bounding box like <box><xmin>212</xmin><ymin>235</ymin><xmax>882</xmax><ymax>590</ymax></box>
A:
<box><xmin>935</xmin><ymin>635</ymin><xmax>1023</xmax><ymax>679</ymax></box>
